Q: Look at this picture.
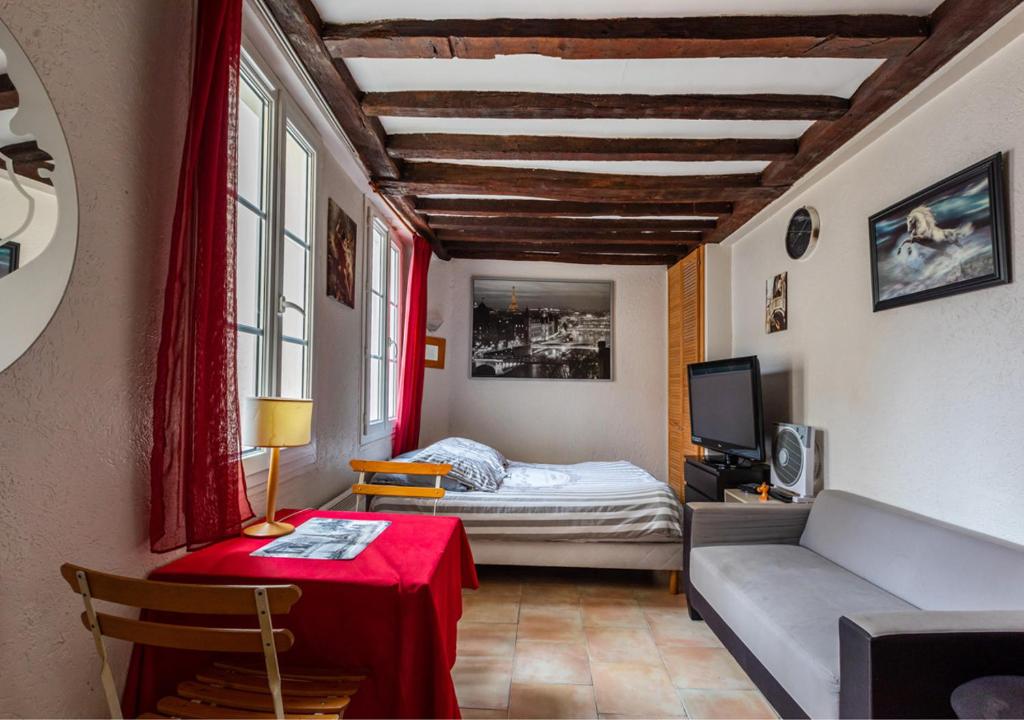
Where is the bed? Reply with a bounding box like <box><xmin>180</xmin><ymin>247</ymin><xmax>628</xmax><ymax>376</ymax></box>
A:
<box><xmin>333</xmin><ymin>439</ymin><xmax>684</xmax><ymax>580</ymax></box>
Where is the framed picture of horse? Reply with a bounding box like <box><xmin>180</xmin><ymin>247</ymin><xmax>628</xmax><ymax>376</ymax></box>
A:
<box><xmin>868</xmin><ymin>153</ymin><xmax>1009</xmax><ymax>312</ymax></box>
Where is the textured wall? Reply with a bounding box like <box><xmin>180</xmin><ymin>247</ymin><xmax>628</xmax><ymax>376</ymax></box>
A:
<box><xmin>0</xmin><ymin>1</ymin><xmax>192</xmax><ymax>716</ymax></box>
<box><xmin>421</xmin><ymin>259</ymin><xmax>668</xmax><ymax>480</ymax></box>
<box><xmin>729</xmin><ymin>24</ymin><xmax>1024</xmax><ymax>545</ymax></box>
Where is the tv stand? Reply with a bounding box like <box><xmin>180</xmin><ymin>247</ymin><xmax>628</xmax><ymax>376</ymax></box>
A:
<box><xmin>684</xmin><ymin>455</ymin><xmax>768</xmax><ymax>503</ymax></box>
<box><xmin>703</xmin><ymin>454</ymin><xmax>753</xmax><ymax>470</ymax></box>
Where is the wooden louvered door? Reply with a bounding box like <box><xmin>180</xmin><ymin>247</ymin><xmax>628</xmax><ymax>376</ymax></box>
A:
<box><xmin>667</xmin><ymin>247</ymin><xmax>705</xmax><ymax>500</ymax></box>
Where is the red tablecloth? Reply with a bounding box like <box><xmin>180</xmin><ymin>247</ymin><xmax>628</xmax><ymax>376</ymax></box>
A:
<box><xmin>122</xmin><ymin>510</ymin><xmax>478</xmax><ymax>719</ymax></box>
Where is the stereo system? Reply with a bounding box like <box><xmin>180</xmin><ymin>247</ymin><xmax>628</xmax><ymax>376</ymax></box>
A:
<box><xmin>770</xmin><ymin>423</ymin><xmax>823</xmax><ymax>501</ymax></box>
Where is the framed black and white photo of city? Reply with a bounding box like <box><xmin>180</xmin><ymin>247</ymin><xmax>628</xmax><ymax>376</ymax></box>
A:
<box><xmin>471</xmin><ymin>277</ymin><xmax>613</xmax><ymax>380</ymax></box>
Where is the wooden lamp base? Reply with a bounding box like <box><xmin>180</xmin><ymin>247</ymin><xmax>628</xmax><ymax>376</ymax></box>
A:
<box><xmin>244</xmin><ymin>447</ymin><xmax>294</xmax><ymax>539</ymax></box>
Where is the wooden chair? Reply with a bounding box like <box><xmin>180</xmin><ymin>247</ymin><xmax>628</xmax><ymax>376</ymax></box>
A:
<box><xmin>60</xmin><ymin>563</ymin><xmax>363</xmax><ymax>719</ymax></box>
<box><xmin>349</xmin><ymin>459</ymin><xmax>453</xmax><ymax>515</ymax></box>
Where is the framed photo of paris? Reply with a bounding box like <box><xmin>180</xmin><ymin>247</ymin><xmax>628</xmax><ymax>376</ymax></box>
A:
<box><xmin>471</xmin><ymin>277</ymin><xmax>613</xmax><ymax>380</ymax></box>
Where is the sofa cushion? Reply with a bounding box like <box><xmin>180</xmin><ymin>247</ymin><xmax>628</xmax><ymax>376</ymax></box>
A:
<box><xmin>800</xmin><ymin>491</ymin><xmax>1024</xmax><ymax>611</ymax></box>
<box><xmin>690</xmin><ymin>544</ymin><xmax>914</xmax><ymax>719</ymax></box>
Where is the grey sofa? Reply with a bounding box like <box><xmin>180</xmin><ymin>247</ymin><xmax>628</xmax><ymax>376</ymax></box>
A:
<box><xmin>684</xmin><ymin>490</ymin><xmax>1024</xmax><ymax>719</ymax></box>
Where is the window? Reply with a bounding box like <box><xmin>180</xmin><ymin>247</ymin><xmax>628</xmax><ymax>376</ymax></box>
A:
<box><xmin>364</xmin><ymin>215</ymin><xmax>402</xmax><ymax>439</ymax></box>
<box><xmin>235</xmin><ymin>51</ymin><xmax>317</xmax><ymax>461</ymax></box>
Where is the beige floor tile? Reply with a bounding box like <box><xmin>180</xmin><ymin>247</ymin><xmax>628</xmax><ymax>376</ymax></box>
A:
<box><xmin>644</xmin><ymin>608</ymin><xmax>721</xmax><ymax>647</ymax></box>
<box><xmin>579</xmin><ymin>584</ymin><xmax>639</xmax><ymax>599</ymax></box>
<box><xmin>520</xmin><ymin>602</ymin><xmax>583</xmax><ymax>622</ymax></box>
<box><xmin>660</xmin><ymin>646</ymin><xmax>753</xmax><ymax>690</ymax></box>
<box><xmin>513</xmin><ymin>640</ymin><xmax>592</xmax><ymax>685</ymax></box>
<box><xmin>581</xmin><ymin>598</ymin><xmax>646</xmax><ymax>628</ymax></box>
<box><xmin>518</xmin><ymin>614</ymin><xmax>586</xmax><ymax>643</ymax></box>
<box><xmin>461</xmin><ymin>708</ymin><xmax>509</xmax><ymax>719</ymax></box>
<box><xmin>679</xmin><ymin>689</ymin><xmax>777</xmax><ymax>719</ymax></box>
<box><xmin>585</xmin><ymin>626</ymin><xmax>661</xmax><ymax>664</ymax></box>
<box><xmin>464</xmin><ymin>594</ymin><xmax>521</xmax><ymax>624</ymax></box>
<box><xmin>634</xmin><ymin>588</ymin><xmax>689</xmax><ymax>609</ymax></box>
<box><xmin>467</xmin><ymin>582</ymin><xmax>524</xmax><ymax>598</ymax></box>
<box><xmin>523</xmin><ymin>583</ymin><xmax>581</xmax><ymax>602</ymax></box>
<box><xmin>459</xmin><ymin>622</ymin><xmax>518</xmax><ymax>658</ymax></box>
<box><xmin>453</xmin><ymin>656</ymin><xmax>514</xmax><ymax>710</ymax></box>
<box><xmin>508</xmin><ymin>683</ymin><xmax>598</xmax><ymax>719</ymax></box>
<box><xmin>591</xmin><ymin>661</ymin><xmax>685</xmax><ymax>718</ymax></box>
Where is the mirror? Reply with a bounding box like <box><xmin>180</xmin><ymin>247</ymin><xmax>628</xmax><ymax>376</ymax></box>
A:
<box><xmin>0</xmin><ymin>17</ymin><xmax>77</xmax><ymax>372</ymax></box>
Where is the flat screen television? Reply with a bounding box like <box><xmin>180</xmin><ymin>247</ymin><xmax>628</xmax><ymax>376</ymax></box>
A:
<box><xmin>687</xmin><ymin>356</ymin><xmax>765</xmax><ymax>463</ymax></box>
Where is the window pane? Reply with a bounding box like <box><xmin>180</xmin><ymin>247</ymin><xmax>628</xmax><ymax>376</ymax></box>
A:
<box><xmin>370</xmin><ymin>294</ymin><xmax>384</xmax><ymax>357</ymax></box>
<box><xmin>284</xmin><ymin>130</ymin><xmax>310</xmax><ymax>241</ymax></box>
<box><xmin>388</xmin><ymin>304</ymin><xmax>398</xmax><ymax>360</ymax></box>
<box><xmin>237</xmin><ymin>77</ymin><xmax>264</xmax><ymax>206</ymax></box>
<box><xmin>368</xmin><ymin>358</ymin><xmax>383</xmax><ymax>424</ymax></box>
<box><xmin>280</xmin><ymin>340</ymin><xmax>306</xmax><ymax>399</ymax></box>
<box><xmin>236</xmin><ymin>330</ymin><xmax>259</xmax><ymax>404</ymax></box>
<box><xmin>388</xmin><ymin>359</ymin><xmax>398</xmax><ymax>419</ymax></box>
<box><xmin>236</xmin><ymin>203</ymin><xmax>262</xmax><ymax>328</ymax></box>
<box><xmin>282</xmin><ymin>238</ymin><xmax>307</xmax><ymax>339</ymax></box>
<box><xmin>371</xmin><ymin>230</ymin><xmax>385</xmax><ymax>294</ymax></box>
<box><xmin>389</xmin><ymin>245</ymin><xmax>400</xmax><ymax>305</ymax></box>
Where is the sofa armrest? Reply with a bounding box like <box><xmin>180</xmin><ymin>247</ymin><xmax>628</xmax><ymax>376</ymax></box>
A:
<box><xmin>685</xmin><ymin>501</ymin><xmax>812</xmax><ymax>548</ymax></box>
<box><xmin>839</xmin><ymin>610</ymin><xmax>1024</xmax><ymax>719</ymax></box>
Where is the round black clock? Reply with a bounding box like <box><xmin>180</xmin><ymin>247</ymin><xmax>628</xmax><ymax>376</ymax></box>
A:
<box><xmin>785</xmin><ymin>206</ymin><xmax>820</xmax><ymax>260</ymax></box>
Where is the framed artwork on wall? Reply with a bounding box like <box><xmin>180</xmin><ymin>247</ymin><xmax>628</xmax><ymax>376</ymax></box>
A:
<box><xmin>765</xmin><ymin>272</ymin><xmax>787</xmax><ymax>333</ymax></box>
<box><xmin>471</xmin><ymin>277</ymin><xmax>613</xmax><ymax>380</ymax></box>
<box><xmin>869</xmin><ymin>153</ymin><xmax>1010</xmax><ymax>312</ymax></box>
<box><xmin>326</xmin><ymin>198</ymin><xmax>357</xmax><ymax>308</ymax></box>
<box><xmin>424</xmin><ymin>336</ymin><xmax>446</xmax><ymax>369</ymax></box>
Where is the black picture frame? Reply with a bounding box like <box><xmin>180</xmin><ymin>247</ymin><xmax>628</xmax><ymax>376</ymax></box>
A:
<box><xmin>0</xmin><ymin>241</ymin><xmax>20</xmax><ymax>278</ymax></box>
<box><xmin>868</xmin><ymin>153</ymin><xmax>1010</xmax><ymax>312</ymax></box>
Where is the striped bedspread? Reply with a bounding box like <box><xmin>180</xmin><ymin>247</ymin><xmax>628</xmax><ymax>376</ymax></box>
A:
<box><xmin>369</xmin><ymin>460</ymin><xmax>683</xmax><ymax>542</ymax></box>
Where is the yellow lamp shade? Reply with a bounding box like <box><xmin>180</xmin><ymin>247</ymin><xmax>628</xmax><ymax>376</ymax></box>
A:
<box><xmin>242</xmin><ymin>397</ymin><xmax>313</xmax><ymax>448</ymax></box>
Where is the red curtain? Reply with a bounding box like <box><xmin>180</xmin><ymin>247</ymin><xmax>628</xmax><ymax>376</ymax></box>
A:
<box><xmin>392</xmin><ymin>235</ymin><xmax>433</xmax><ymax>456</ymax></box>
<box><xmin>149</xmin><ymin>0</ymin><xmax>251</xmax><ymax>552</ymax></box>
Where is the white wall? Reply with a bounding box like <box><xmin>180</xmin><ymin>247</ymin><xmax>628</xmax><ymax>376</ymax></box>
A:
<box><xmin>703</xmin><ymin>243</ymin><xmax>732</xmax><ymax>361</ymax></box>
<box><xmin>421</xmin><ymin>259</ymin><xmax>668</xmax><ymax>480</ymax></box>
<box><xmin>728</xmin><ymin>19</ymin><xmax>1024</xmax><ymax>545</ymax></box>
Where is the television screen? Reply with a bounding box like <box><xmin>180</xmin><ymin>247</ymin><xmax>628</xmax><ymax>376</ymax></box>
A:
<box><xmin>688</xmin><ymin>356</ymin><xmax>764</xmax><ymax>461</ymax></box>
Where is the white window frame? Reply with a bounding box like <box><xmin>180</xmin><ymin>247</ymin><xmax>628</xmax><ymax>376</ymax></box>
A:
<box><xmin>361</xmin><ymin>208</ymin><xmax>403</xmax><ymax>444</ymax></box>
<box><xmin>237</xmin><ymin>45</ymin><xmax>320</xmax><ymax>479</ymax></box>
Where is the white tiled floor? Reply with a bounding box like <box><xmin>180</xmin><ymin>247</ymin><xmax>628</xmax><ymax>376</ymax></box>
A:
<box><xmin>454</xmin><ymin>567</ymin><xmax>779</xmax><ymax>719</ymax></box>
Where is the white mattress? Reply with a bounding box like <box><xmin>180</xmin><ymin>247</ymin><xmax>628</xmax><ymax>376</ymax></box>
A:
<box><xmin>369</xmin><ymin>460</ymin><xmax>683</xmax><ymax>543</ymax></box>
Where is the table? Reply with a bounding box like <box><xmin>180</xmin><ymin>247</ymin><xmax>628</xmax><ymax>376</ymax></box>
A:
<box><xmin>724</xmin><ymin>487</ymin><xmax>783</xmax><ymax>504</ymax></box>
<box><xmin>122</xmin><ymin>509</ymin><xmax>478</xmax><ymax>719</ymax></box>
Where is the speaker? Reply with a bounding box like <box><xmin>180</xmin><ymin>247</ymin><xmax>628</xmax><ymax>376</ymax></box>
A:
<box><xmin>770</xmin><ymin>423</ymin><xmax>823</xmax><ymax>500</ymax></box>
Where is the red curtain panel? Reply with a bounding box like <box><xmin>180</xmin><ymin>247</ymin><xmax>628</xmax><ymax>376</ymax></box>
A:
<box><xmin>392</xmin><ymin>235</ymin><xmax>433</xmax><ymax>456</ymax></box>
<box><xmin>149</xmin><ymin>0</ymin><xmax>252</xmax><ymax>552</ymax></box>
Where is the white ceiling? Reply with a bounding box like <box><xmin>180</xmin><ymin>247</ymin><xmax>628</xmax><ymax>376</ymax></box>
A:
<box><xmin>315</xmin><ymin>0</ymin><xmax>943</xmax><ymax>23</ymax></box>
<box><xmin>347</xmin><ymin>56</ymin><xmax>883</xmax><ymax>96</ymax></box>
<box><xmin>381</xmin><ymin>117</ymin><xmax>815</xmax><ymax>139</ymax></box>
<box><xmin>407</xmin><ymin>158</ymin><xmax>769</xmax><ymax>175</ymax></box>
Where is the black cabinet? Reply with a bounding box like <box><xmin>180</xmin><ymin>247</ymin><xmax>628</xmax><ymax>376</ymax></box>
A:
<box><xmin>684</xmin><ymin>456</ymin><xmax>769</xmax><ymax>503</ymax></box>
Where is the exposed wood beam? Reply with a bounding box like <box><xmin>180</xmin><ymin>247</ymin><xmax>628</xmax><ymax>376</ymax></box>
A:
<box><xmin>429</xmin><ymin>216</ymin><xmax>716</xmax><ymax>232</ymax></box>
<box><xmin>322</xmin><ymin>16</ymin><xmax>930</xmax><ymax>60</ymax></box>
<box><xmin>387</xmin><ymin>134</ymin><xmax>797</xmax><ymax>162</ymax></box>
<box><xmin>414</xmin><ymin>198</ymin><xmax>734</xmax><ymax>218</ymax></box>
<box><xmin>363</xmin><ymin>91</ymin><xmax>849</xmax><ymax>121</ymax></box>
<box><xmin>437</xmin><ymin>230</ymin><xmax>702</xmax><ymax>245</ymax></box>
<box><xmin>703</xmin><ymin>0</ymin><xmax>1023</xmax><ymax>245</ymax></box>
<box><xmin>446</xmin><ymin>241</ymin><xmax>692</xmax><ymax>255</ymax></box>
<box><xmin>448</xmin><ymin>248</ymin><xmax>682</xmax><ymax>265</ymax></box>
<box><xmin>378</xmin><ymin>163</ymin><xmax>776</xmax><ymax>203</ymax></box>
<box><xmin>0</xmin><ymin>141</ymin><xmax>54</xmax><ymax>186</ymax></box>
<box><xmin>0</xmin><ymin>74</ymin><xmax>17</xmax><ymax>112</ymax></box>
<box><xmin>261</xmin><ymin>0</ymin><xmax>448</xmax><ymax>260</ymax></box>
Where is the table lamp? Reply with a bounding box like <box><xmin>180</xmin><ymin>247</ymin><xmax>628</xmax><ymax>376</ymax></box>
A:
<box><xmin>241</xmin><ymin>396</ymin><xmax>313</xmax><ymax>538</ymax></box>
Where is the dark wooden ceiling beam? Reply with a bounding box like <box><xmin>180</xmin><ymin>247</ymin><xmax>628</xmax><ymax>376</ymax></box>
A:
<box><xmin>437</xmin><ymin>229</ymin><xmax>703</xmax><ymax>244</ymax></box>
<box><xmin>448</xmin><ymin>248</ymin><xmax>682</xmax><ymax>265</ymax></box>
<box><xmin>429</xmin><ymin>216</ymin><xmax>716</xmax><ymax>232</ymax></box>
<box><xmin>363</xmin><ymin>91</ymin><xmax>849</xmax><ymax>121</ymax></box>
<box><xmin>414</xmin><ymin>198</ymin><xmax>734</xmax><ymax>218</ymax></box>
<box><xmin>0</xmin><ymin>74</ymin><xmax>18</xmax><ymax>112</ymax></box>
<box><xmin>322</xmin><ymin>15</ymin><xmax>930</xmax><ymax>60</ymax></box>
<box><xmin>446</xmin><ymin>241</ymin><xmax>692</xmax><ymax>255</ymax></box>
<box><xmin>387</xmin><ymin>134</ymin><xmax>797</xmax><ymax>162</ymax></box>
<box><xmin>701</xmin><ymin>0</ymin><xmax>1023</xmax><ymax>245</ymax></box>
<box><xmin>262</xmin><ymin>0</ymin><xmax>448</xmax><ymax>259</ymax></box>
<box><xmin>378</xmin><ymin>163</ymin><xmax>778</xmax><ymax>203</ymax></box>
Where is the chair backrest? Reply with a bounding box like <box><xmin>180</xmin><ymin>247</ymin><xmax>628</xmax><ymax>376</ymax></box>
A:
<box><xmin>349</xmin><ymin>459</ymin><xmax>452</xmax><ymax>514</ymax></box>
<box><xmin>60</xmin><ymin>563</ymin><xmax>302</xmax><ymax>720</ymax></box>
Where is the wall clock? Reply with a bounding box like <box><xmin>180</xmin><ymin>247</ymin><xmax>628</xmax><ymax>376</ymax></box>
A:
<box><xmin>785</xmin><ymin>206</ymin><xmax>820</xmax><ymax>261</ymax></box>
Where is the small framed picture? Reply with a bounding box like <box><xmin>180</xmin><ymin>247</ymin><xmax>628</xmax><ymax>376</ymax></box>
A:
<box><xmin>869</xmin><ymin>153</ymin><xmax>1010</xmax><ymax>312</ymax></box>
<box><xmin>424</xmin><ymin>336</ymin><xmax>446</xmax><ymax>369</ymax></box>
<box><xmin>0</xmin><ymin>241</ymin><xmax>20</xmax><ymax>278</ymax></box>
<box><xmin>765</xmin><ymin>272</ymin><xmax>787</xmax><ymax>334</ymax></box>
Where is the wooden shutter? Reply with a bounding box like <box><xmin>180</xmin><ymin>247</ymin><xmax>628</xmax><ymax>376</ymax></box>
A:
<box><xmin>667</xmin><ymin>247</ymin><xmax>704</xmax><ymax>499</ymax></box>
